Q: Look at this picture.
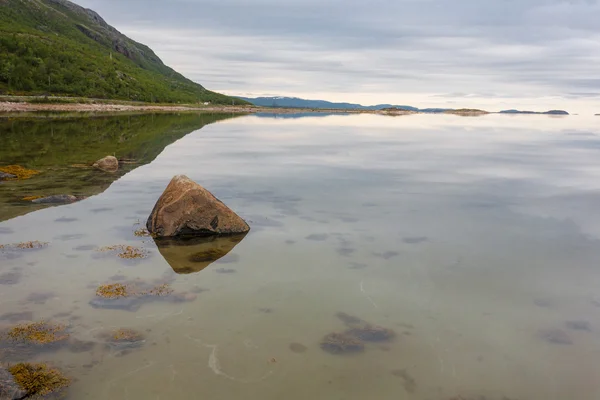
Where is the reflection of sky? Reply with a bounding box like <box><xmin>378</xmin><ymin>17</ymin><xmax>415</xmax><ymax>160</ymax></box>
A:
<box><xmin>71</xmin><ymin>0</ymin><xmax>600</xmax><ymax>114</ymax></box>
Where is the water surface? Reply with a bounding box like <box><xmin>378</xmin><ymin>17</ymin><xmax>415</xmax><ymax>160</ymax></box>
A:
<box><xmin>1</xmin><ymin>113</ymin><xmax>600</xmax><ymax>400</ymax></box>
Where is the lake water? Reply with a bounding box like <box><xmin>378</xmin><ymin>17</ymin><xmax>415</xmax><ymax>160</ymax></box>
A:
<box><xmin>1</xmin><ymin>112</ymin><xmax>600</xmax><ymax>400</ymax></box>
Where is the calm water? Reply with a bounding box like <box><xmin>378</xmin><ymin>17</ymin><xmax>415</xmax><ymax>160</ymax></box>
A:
<box><xmin>1</xmin><ymin>113</ymin><xmax>600</xmax><ymax>400</ymax></box>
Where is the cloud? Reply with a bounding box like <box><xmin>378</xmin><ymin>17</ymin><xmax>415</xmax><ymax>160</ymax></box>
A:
<box><xmin>72</xmin><ymin>0</ymin><xmax>600</xmax><ymax>111</ymax></box>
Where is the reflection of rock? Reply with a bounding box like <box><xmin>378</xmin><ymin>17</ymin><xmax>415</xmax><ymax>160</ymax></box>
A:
<box><xmin>147</xmin><ymin>175</ymin><xmax>250</xmax><ymax>237</ymax></box>
<box><xmin>93</xmin><ymin>156</ymin><xmax>119</xmax><ymax>173</ymax></box>
<box><xmin>154</xmin><ymin>234</ymin><xmax>247</xmax><ymax>274</ymax></box>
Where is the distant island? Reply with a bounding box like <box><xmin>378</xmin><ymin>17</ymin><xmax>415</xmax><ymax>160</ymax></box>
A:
<box><xmin>499</xmin><ymin>109</ymin><xmax>569</xmax><ymax>115</ymax></box>
<box><xmin>0</xmin><ymin>0</ymin><xmax>246</xmax><ymax>105</ymax></box>
<box><xmin>238</xmin><ymin>97</ymin><xmax>568</xmax><ymax>115</ymax></box>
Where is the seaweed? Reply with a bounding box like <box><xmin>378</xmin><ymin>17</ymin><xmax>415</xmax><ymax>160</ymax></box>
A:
<box><xmin>0</xmin><ymin>165</ymin><xmax>40</xmax><ymax>180</ymax></box>
<box><xmin>5</xmin><ymin>321</ymin><xmax>69</xmax><ymax>345</ymax></box>
<box><xmin>320</xmin><ymin>332</ymin><xmax>364</xmax><ymax>354</ymax></box>
<box><xmin>134</xmin><ymin>228</ymin><xmax>152</xmax><ymax>237</ymax></box>
<box><xmin>345</xmin><ymin>324</ymin><xmax>396</xmax><ymax>342</ymax></box>
<box><xmin>98</xmin><ymin>245</ymin><xmax>148</xmax><ymax>259</ymax></box>
<box><xmin>95</xmin><ymin>283</ymin><xmax>130</xmax><ymax>299</ymax></box>
<box><xmin>8</xmin><ymin>363</ymin><xmax>70</xmax><ymax>397</ymax></box>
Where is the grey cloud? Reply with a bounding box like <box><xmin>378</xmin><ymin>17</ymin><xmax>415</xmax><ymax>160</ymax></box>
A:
<box><xmin>72</xmin><ymin>0</ymin><xmax>600</xmax><ymax>106</ymax></box>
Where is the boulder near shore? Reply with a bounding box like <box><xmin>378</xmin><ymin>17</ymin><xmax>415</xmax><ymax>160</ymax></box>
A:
<box><xmin>147</xmin><ymin>175</ymin><xmax>250</xmax><ymax>238</ymax></box>
<box><xmin>93</xmin><ymin>156</ymin><xmax>119</xmax><ymax>173</ymax></box>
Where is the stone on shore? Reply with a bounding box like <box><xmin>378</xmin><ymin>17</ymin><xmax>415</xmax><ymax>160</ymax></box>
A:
<box><xmin>93</xmin><ymin>156</ymin><xmax>119</xmax><ymax>173</ymax></box>
<box><xmin>147</xmin><ymin>175</ymin><xmax>250</xmax><ymax>237</ymax></box>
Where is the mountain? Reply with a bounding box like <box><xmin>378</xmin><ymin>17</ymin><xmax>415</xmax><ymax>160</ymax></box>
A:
<box><xmin>499</xmin><ymin>109</ymin><xmax>569</xmax><ymax>115</ymax></box>
<box><xmin>0</xmin><ymin>0</ymin><xmax>246</xmax><ymax>104</ymax></box>
<box><xmin>236</xmin><ymin>96</ymin><xmax>419</xmax><ymax>111</ymax></box>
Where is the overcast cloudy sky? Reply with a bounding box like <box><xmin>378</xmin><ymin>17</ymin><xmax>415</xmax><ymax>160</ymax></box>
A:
<box><xmin>72</xmin><ymin>0</ymin><xmax>600</xmax><ymax>113</ymax></box>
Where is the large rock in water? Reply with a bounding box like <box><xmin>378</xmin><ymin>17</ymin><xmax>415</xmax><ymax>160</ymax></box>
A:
<box><xmin>93</xmin><ymin>156</ymin><xmax>119</xmax><ymax>173</ymax></box>
<box><xmin>147</xmin><ymin>175</ymin><xmax>250</xmax><ymax>237</ymax></box>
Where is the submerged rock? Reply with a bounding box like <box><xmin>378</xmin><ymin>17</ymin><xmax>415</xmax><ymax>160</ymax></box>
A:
<box><xmin>0</xmin><ymin>366</ymin><xmax>27</xmax><ymax>400</ymax></box>
<box><xmin>93</xmin><ymin>156</ymin><xmax>119</xmax><ymax>173</ymax></box>
<box><xmin>0</xmin><ymin>172</ymin><xmax>17</xmax><ymax>181</ymax></box>
<box><xmin>147</xmin><ymin>175</ymin><xmax>250</xmax><ymax>238</ymax></box>
<box><xmin>31</xmin><ymin>195</ymin><xmax>83</xmax><ymax>204</ymax></box>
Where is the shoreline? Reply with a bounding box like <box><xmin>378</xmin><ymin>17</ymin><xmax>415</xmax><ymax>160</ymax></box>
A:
<box><xmin>0</xmin><ymin>101</ymin><xmax>484</xmax><ymax>116</ymax></box>
<box><xmin>0</xmin><ymin>100</ymin><xmax>570</xmax><ymax>117</ymax></box>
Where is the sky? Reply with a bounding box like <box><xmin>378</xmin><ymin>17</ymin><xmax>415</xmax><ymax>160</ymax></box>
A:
<box><xmin>72</xmin><ymin>0</ymin><xmax>600</xmax><ymax>113</ymax></box>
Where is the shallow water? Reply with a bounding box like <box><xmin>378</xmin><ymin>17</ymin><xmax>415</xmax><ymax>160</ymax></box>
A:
<box><xmin>1</xmin><ymin>113</ymin><xmax>600</xmax><ymax>400</ymax></box>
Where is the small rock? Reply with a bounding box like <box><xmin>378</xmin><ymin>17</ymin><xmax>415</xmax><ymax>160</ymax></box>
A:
<box><xmin>0</xmin><ymin>366</ymin><xmax>27</xmax><ymax>400</ymax></box>
<box><xmin>32</xmin><ymin>195</ymin><xmax>82</xmax><ymax>204</ymax></box>
<box><xmin>93</xmin><ymin>156</ymin><xmax>119</xmax><ymax>173</ymax></box>
<box><xmin>0</xmin><ymin>172</ymin><xmax>17</xmax><ymax>181</ymax></box>
<box><xmin>147</xmin><ymin>175</ymin><xmax>250</xmax><ymax>237</ymax></box>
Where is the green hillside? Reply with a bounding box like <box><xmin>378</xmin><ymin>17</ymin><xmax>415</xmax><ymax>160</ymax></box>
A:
<box><xmin>0</xmin><ymin>0</ymin><xmax>246</xmax><ymax>104</ymax></box>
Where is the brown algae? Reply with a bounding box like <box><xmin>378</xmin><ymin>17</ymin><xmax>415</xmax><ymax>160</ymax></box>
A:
<box><xmin>134</xmin><ymin>228</ymin><xmax>152</xmax><ymax>237</ymax></box>
<box><xmin>98</xmin><ymin>245</ymin><xmax>148</xmax><ymax>259</ymax></box>
<box><xmin>15</xmin><ymin>241</ymin><xmax>48</xmax><ymax>250</ymax></box>
<box><xmin>5</xmin><ymin>321</ymin><xmax>69</xmax><ymax>345</ymax></box>
<box><xmin>8</xmin><ymin>363</ymin><xmax>70</xmax><ymax>397</ymax></box>
<box><xmin>96</xmin><ymin>282</ymin><xmax>173</xmax><ymax>298</ymax></box>
<box><xmin>320</xmin><ymin>332</ymin><xmax>365</xmax><ymax>354</ymax></box>
<box><xmin>0</xmin><ymin>241</ymin><xmax>48</xmax><ymax>251</ymax></box>
<box><xmin>0</xmin><ymin>165</ymin><xmax>40</xmax><ymax>180</ymax></box>
<box><xmin>96</xmin><ymin>283</ymin><xmax>130</xmax><ymax>299</ymax></box>
<box><xmin>21</xmin><ymin>196</ymin><xmax>45</xmax><ymax>201</ymax></box>
<box><xmin>345</xmin><ymin>324</ymin><xmax>396</xmax><ymax>342</ymax></box>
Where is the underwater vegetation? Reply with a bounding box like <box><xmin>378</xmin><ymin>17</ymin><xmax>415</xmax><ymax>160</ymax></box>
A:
<box><xmin>91</xmin><ymin>280</ymin><xmax>193</xmax><ymax>311</ymax></box>
<box><xmin>98</xmin><ymin>245</ymin><xmax>148</xmax><ymax>259</ymax></box>
<box><xmin>8</xmin><ymin>362</ymin><xmax>70</xmax><ymax>398</ymax></box>
<box><xmin>0</xmin><ymin>241</ymin><xmax>48</xmax><ymax>251</ymax></box>
<box><xmin>95</xmin><ymin>283</ymin><xmax>130</xmax><ymax>299</ymax></box>
<box><xmin>4</xmin><ymin>321</ymin><xmax>69</xmax><ymax>346</ymax></box>
<box><xmin>0</xmin><ymin>165</ymin><xmax>41</xmax><ymax>180</ymax></box>
<box><xmin>98</xmin><ymin>328</ymin><xmax>146</xmax><ymax>352</ymax></box>
<box><xmin>320</xmin><ymin>332</ymin><xmax>365</xmax><ymax>354</ymax></box>
<box><xmin>345</xmin><ymin>324</ymin><xmax>396</xmax><ymax>342</ymax></box>
<box><xmin>134</xmin><ymin>228</ymin><xmax>152</xmax><ymax>237</ymax></box>
<box><xmin>322</xmin><ymin>312</ymin><xmax>396</xmax><ymax>355</ymax></box>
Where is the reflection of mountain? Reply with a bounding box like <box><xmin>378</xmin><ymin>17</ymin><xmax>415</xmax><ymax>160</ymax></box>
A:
<box><xmin>0</xmin><ymin>113</ymin><xmax>241</xmax><ymax>223</ymax></box>
<box><xmin>154</xmin><ymin>234</ymin><xmax>247</xmax><ymax>274</ymax></box>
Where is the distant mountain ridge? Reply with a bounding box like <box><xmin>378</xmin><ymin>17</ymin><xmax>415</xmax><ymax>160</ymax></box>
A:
<box><xmin>0</xmin><ymin>0</ymin><xmax>246</xmax><ymax>104</ymax></box>
<box><xmin>236</xmin><ymin>96</ymin><xmax>420</xmax><ymax>111</ymax></box>
<box><xmin>499</xmin><ymin>109</ymin><xmax>569</xmax><ymax>115</ymax></box>
<box><xmin>238</xmin><ymin>96</ymin><xmax>569</xmax><ymax>115</ymax></box>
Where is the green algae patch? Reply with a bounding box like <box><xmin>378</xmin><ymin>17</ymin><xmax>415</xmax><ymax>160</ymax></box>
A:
<box><xmin>98</xmin><ymin>245</ymin><xmax>148</xmax><ymax>259</ymax></box>
<box><xmin>6</xmin><ymin>321</ymin><xmax>69</xmax><ymax>345</ymax></box>
<box><xmin>8</xmin><ymin>363</ymin><xmax>70</xmax><ymax>398</ymax></box>
<box><xmin>0</xmin><ymin>165</ymin><xmax>40</xmax><ymax>180</ymax></box>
